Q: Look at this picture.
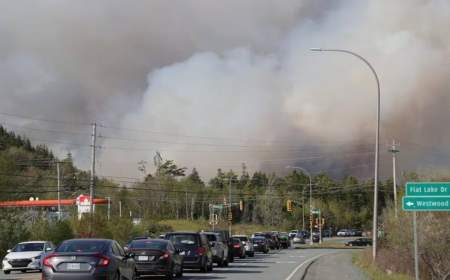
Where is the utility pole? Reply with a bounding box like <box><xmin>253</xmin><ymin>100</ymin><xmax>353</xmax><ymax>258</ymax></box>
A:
<box><xmin>185</xmin><ymin>189</ymin><xmax>189</xmax><ymax>220</ymax></box>
<box><xmin>229</xmin><ymin>177</ymin><xmax>232</xmax><ymax>237</ymax></box>
<box><xmin>119</xmin><ymin>200</ymin><xmax>122</xmax><ymax>218</ymax></box>
<box><xmin>107</xmin><ymin>197</ymin><xmax>111</xmax><ymax>221</ymax></box>
<box><xmin>89</xmin><ymin>123</ymin><xmax>97</xmax><ymax>216</ymax></box>
<box><xmin>389</xmin><ymin>140</ymin><xmax>400</xmax><ymax>217</ymax></box>
<box><xmin>56</xmin><ymin>161</ymin><xmax>61</xmax><ymax>221</ymax></box>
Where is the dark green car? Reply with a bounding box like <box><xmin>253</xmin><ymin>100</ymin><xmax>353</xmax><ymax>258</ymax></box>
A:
<box><xmin>279</xmin><ymin>233</ymin><xmax>290</xmax><ymax>249</ymax></box>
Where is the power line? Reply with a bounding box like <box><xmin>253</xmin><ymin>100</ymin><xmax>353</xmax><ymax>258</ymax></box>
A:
<box><xmin>0</xmin><ymin>112</ymin><xmax>91</xmax><ymax>127</ymax></box>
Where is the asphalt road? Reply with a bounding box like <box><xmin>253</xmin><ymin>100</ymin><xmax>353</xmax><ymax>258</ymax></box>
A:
<box><xmin>303</xmin><ymin>251</ymin><xmax>367</xmax><ymax>280</ymax></box>
<box><xmin>0</xmin><ymin>245</ymin><xmax>363</xmax><ymax>280</ymax></box>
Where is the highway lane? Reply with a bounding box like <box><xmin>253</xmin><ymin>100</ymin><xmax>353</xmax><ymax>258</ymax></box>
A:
<box><xmin>0</xmin><ymin>247</ymin><xmax>356</xmax><ymax>280</ymax></box>
<box><xmin>182</xmin><ymin>247</ymin><xmax>341</xmax><ymax>280</ymax></box>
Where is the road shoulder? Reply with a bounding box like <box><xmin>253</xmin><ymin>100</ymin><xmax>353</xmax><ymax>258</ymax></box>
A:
<box><xmin>303</xmin><ymin>251</ymin><xmax>368</xmax><ymax>280</ymax></box>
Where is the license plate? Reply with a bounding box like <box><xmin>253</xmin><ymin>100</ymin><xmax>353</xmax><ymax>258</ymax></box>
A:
<box><xmin>138</xmin><ymin>256</ymin><xmax>149</xmax><ymax>261</ymax></box>
<box><xmin>67</xmin><ymin>263</ymin><xmax>81</xmax><ymax>270</ymax></box>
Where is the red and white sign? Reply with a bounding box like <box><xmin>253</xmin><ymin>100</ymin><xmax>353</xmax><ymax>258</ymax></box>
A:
<box><xmin>76</xmin><ymin>195</ymin><xmax>95</xmax><ymax>219</ymax></box>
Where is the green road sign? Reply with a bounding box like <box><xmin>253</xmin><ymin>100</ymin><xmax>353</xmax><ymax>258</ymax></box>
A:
<box><xmin>406</xmin><ymin>182</ymin><xmax>450</xmax><ymax>197</ymax></box>
<box><xmin>402</xmin><ymin>196</ymin><xmax>450</xmax><ymax>211</ymax></box>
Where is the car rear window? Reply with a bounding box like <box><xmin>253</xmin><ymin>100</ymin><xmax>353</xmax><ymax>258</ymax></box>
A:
<box><xmin>206</xmin><ymin>234</ymin><xmax>217</xmax><ymax>242</ymax></box>
<box><xmin>235</xmin><ymin>236</ymin><xmax>248</xmax><ymax>242</ymax></box>
<box><xmin>130</xmin><ymin>240</ymin><xmax>167</xmax><ymax>250</ymax></box>
<box><xmin>56</xmin><ymin>240</ymin><xmax>109</xmax><ymax>253</ymax></box>
<box><xmin>166</xmin><ymin>234</ymin><xmax>199</xmax><ymax>246</ymax></box>
<box><xmin>252</xmin><ymin>238</ymin><xmax>265</xmax><ymax>243</ymax></box>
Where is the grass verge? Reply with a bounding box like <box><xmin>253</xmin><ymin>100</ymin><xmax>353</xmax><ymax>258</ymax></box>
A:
<box><xmin>352</xmin><ymin>249</ymin><xmax>412</xmax><ymax>280</ymax></box>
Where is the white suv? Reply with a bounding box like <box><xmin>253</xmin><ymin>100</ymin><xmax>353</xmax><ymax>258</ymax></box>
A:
<box><xmin>2</xmin><ymin>241</ymin><xmax>55</xmax><ymax>274</ymax></box>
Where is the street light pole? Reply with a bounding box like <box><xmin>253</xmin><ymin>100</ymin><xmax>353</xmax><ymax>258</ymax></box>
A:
<box><xmin>310</xmin><ymin>48</ymin><xmax>381</xmax><ymax>260</ymax></box>
<box><xmin>287</xmin><ymin>166</ymin><xmax>313</xmax><ymax>245</ymax></box>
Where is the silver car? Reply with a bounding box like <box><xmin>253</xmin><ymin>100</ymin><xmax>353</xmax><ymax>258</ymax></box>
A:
<box><xmin>42</xmin><ymin>239</ymin><xmax>136</xmax><ymax>280</ymax></box>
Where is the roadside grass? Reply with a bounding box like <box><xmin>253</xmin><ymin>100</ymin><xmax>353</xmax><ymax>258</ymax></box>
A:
<box><xmin>353</xmin><ymin>249</ymin><xmax>413</xmax><ymax>280</ymax></box>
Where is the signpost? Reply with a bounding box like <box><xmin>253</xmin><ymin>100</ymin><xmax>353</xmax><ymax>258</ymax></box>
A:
<box><xmin>402</xmin><ymin>182</ymin><xmax>450</xmax><ymax>280</ymax></box>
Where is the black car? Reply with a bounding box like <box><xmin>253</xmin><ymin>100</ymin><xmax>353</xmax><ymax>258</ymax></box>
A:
<box><xmin>253</xmin><ymin>233</ymin><xmax>277</xmax><ymax>250</ymax></box>
<box><xmin>165</xmin><ymin>232</ymin><xmax>213</xmax><ymax>273</ymax></box>
<box><xmin>312</xmin><ymin>232</ymin><xmax>321</xmax><ymax>243</ymax></box>
<box><xmin>251</xmin><ymin>237</ymin><xmax>269</xmax><ymax>254</ymax></box>
<box><xmin>213</xmin><ymin>230</ymin><xmax>234</xmax><ymax>263</ymax></box>
<box><xmin>204</xmin><ymin>232</ymin><xmax>229</xmax><ymax>267</ymax></box>
<box><xmin>346</xmin><ymin>238</ymin><xmax>372</xmax><ymax>247</ymax></box>
<box><xmin>42</xmin><ymin>238</ymin><xmax>136</xmax><ymax>280</ymax></box>
<box><xmin>128</xmin><ymin>239</ymin><xmax>183</xmax><ymax>279</ymax></box>
<box><xmin>230</xmin><ymin>238</ymin><xmax>246</xmax><ymax>259</ymax></box>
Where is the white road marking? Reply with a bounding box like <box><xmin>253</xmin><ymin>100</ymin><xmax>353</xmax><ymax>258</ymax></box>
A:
<box><xmin>284</xmin><ymin>253</ymin><xmax>329</xmax><ymax>280</ymax></box>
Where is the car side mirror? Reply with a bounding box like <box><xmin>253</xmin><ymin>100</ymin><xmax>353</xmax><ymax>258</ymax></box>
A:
<box><xmin>126</xmin><ymin>252</ymin><xmax>135</xmax><ymax>259</ymax></box>
<box><xmin>6</xmin><ymin>249</ymin><xmax>11</xmax><ymax>253</ymax></box>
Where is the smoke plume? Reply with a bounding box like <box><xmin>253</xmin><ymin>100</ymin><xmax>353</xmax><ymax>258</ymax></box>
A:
<box><xmin>0</xmin><ymin>0</ymin><xmax>449</xmax><ymax>180</ymax></box>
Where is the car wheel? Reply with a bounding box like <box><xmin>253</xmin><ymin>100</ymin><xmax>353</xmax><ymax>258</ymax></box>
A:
<box><xmin>176</xmin><ymin>266</ymin><xmax>183</xmax><ymax>278</ymax></box>
<box><xmin>207</xmin><ymin>259</ymin><xmax>213</xmax><ymax>272</ymax></box>
<box><xmin>111</xmin><ymin>271</ymin><xmax>120</xmax><ymax>280</ymax></box>
<box><xmin>131</xmin><ymin>269</ymin><xmax>137</xmax><ymax>280</ymax></box>
<box><xmin>218</xmin><ymin>254</ymin><xmax>225</xmax><ymax>267</ymax></box>
<box><xmin>200</xmin><ymin>259</ymin><xmax>208</xmax><ymax>273</ymax></box>
<box><xmin>250</xmin><ymin>252</ymin><xmax>255</xmax><ymax>257</ymax></box>
<box><xmin>165</xmin><ymin>264</ymin><xmax>174</xmax><ymax>280</ymax></box>
<box><xmin>223</xmin><ymin>259</ymin><xmax>229</xmax><ymax>267</ymax></box>
<box><xmin>3</xmin><ymin>271</ymin><xmax>10</xmax><ymax>275</ymax></box>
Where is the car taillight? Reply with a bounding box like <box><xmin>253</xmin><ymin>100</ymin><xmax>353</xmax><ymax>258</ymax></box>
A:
<box><xmin>233</xmin><ymin>244</ymin><xmax>241</xmax><ymax>248</ymax></box>
<box><xmin>159</xmin><ymin>251</ymin><xmax>170</xmax><ymax>260</ymax></box>
<box><xmin>43</xmin><ymin>254</ymin><xmax>56</xmax><ymax>270</ymax></box>
<box><xmin>96</xmin><ymin>255</ymin><xmax>110</xmax><ymax>267</ymax></box>
<box><xmin>196</xmin><ymin>247</ymin><xmax>206</xmax><ymax>256</ymax></box>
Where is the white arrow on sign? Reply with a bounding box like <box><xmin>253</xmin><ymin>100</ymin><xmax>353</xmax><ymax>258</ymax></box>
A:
<box><xmin>406</xmin><ymin>201</ymin><xmax>414</xmax><ymax>207</ymax></box>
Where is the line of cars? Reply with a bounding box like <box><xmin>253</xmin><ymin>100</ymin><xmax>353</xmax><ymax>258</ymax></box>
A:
<box><xmin>2</xmin><ymin>230</ymin><xmax>289</xmax><ymax>279</ymax></box>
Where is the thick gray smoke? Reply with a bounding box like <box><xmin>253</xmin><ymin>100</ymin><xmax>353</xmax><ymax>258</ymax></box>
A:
<box><xmin>0</xmin><ymin>0</ymin><xmax>449</xmax><ymax>180</ymax></box>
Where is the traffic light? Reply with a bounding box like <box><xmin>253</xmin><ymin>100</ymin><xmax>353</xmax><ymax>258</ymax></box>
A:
<box><xmin>287</xmin><ymin>200</ymin><xmax>293</xmax><ymax>212</ymax></box>
<box><xmin>239</xmin><ymin>200</ymin><xmax>244</xmax><ymax>211</ymax></box>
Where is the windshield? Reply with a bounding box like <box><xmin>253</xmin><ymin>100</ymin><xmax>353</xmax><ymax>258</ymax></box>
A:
<box><xmin>12</xmin><ymin>243</ymin><xmax>44</xmax><ymax>252</ymax></box>
<box><xmin>56</xmin><ymin>240</ymin><xmax>109</xmax><ymax>253</ymax></box>
<box><xmin>166</xmin><ymin>234</ymin><xmax>198</xmax><ymax>246</ymax></box>
<box><xmin>130</xmin><ymin>240</ymin><xmax>167</xmax><ymax>250</ymax></box>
